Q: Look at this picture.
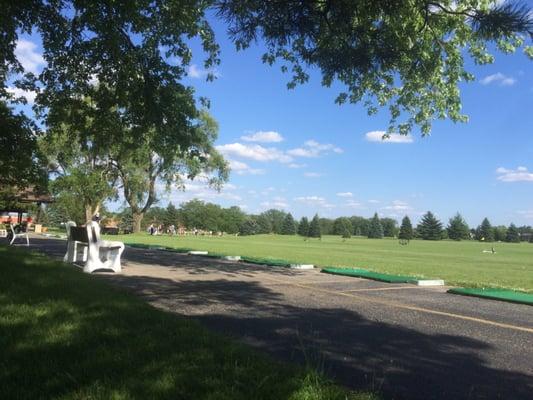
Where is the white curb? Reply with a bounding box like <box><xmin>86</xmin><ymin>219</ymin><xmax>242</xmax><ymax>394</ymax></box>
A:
<box><xmin>188</xmin><ymin>250</ymin><xmax>208</xmax><ymax>255</ymax></box>
<box><xmin>413</xmin><ymin>279</ymin><xmax>445</xmax><ymax>286</ymax></box>
<box><xmin>223</xmin><ymin>256</ymin><xmax>241</xmax><ymax>261</ymax></box>
<box><xmin>290</xmin><ymin>264</ymin><xmax>314</xmax><ymax>270</ymax></box>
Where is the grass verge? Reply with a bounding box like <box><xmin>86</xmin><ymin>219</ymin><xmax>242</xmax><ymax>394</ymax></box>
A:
<box><xmin>0</xmin><ymin>246</ymin><xmax>376</xmax><ymax>400</ymax></box>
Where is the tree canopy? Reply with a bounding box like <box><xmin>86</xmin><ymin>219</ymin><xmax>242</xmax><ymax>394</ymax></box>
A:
<box><xmin>217</xmin><ymin>0</ymin><xmax>533</xmax><ymax>134</ymax></box>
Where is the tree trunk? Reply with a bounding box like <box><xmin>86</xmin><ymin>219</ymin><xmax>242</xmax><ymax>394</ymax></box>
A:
<box><xmin>132</xmin><ymin>212</ymin><xmax>144</xmax><ymax>233</ymax></box>
<box><xmin>85</xmin><ymin>203</ymin><xmax>100</xmax><ymax>224</ymax></box>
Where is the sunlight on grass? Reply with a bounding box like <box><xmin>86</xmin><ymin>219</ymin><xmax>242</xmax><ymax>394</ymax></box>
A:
<box><xmin>106</xmin><ymin>233</ymin><xmax>533</xmax><ymax>292</ymax></box>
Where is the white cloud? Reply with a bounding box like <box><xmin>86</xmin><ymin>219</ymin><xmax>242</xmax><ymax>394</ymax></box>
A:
<box><xmin>287</xmin><ymin>139</ymin><xmax>343</xmax><ymax>157</ymax></box>
<box><xmin>260</xmin><ymin>200</ymin><xmax>289</xmax><ymax>209</ymax></box>
<box><xmin>496</xmin><ymin>166</ymin><xmax>533</xmax><ymax>182</ymax></box>
<box><xmin>216</xmin><ymin>143</ymin><xmax>292</xmax><ymax>163</ymax></box>
<box><xmin>365</xmin><ymin>131</ymin><xmax>413</xmax><ymax>143</ymax></box>
<box><xmin>241</xmin><ymin>131</ymin><xmax>284</xmax><ymax>143</ymax></box>
<box><xmin>382</xmin><ymin>200</ymin><xmax>412</xmax><ymax>212</ymax></box>
<box><xmin>15</xmin><ymin>39</ymin><xmax>45</xmax><ymax>74</ymax></box>
<box><xmin>345</xmin><ymin>200</ymin><xmax>363</xmax><ymax>208</ymax></box>
<box><xmin>187</xmin><ymin>64</ymin><xmax>220</xmax><ymax>79</ymax></box>
<box><xmin>288</xmin><ymin>163</ymin><xmax>306</xmax><ymax>169</ymax></box>
<box><xmin>517</xmin><ymin>210</ymin><xmax>533</xmax><ymax>220</ymax></box>
<box><xmin>336</xmin><ymin>192</ymin><xmax>353</xmax><ymax>198</ymax></box>
<box><xmin>6</xmin><ymin>87</ymin><xmax>37</xmax><ymax>104</ymax></box>
<box><xmin>228</xmin><ymin>159</ymin><xmax>265</xmax><ymax>175</ymax></box>
<box><xmin>480</xmin><ymin>73</ymin><xmax>516</xmax><ymax>86</ymax></box>
<box><xmin>304</xmin><ymin>172</ymin><xmax>324</xmax><ymax>178</ymax></box>
<box><xmin>368</xmin><ymin>199</ymin><xmax>380</xmax><ymax>204</ymax></box>
<box><xmin>294</xmin><ymin>196</ymin><xmax>335</xmax><ymax>209</ymax></box>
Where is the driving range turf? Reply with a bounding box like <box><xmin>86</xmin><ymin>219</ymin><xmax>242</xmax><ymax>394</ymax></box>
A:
<box><xmin>105</xmin><ymin>234</ymin><xmax>533</xmax><ymax>292</ymax></box>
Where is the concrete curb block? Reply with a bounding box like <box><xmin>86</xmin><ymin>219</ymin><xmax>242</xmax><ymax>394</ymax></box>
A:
<box><xmin>188</xmin><ymin>250</ymin><xmax>208</xmax><ymax>255</ymax></box>
<box><xmin>412</xmin><ymin>279</ymin><xmax>445</xmax><ymax>286</ymax></box>
<box><xmin>223</xmin><ymin>256</ymin><xmax>241</xmax><ymax>261</ymax></box>
<box><xmin>290</xmin><ymin>264</ymin><xmax>314</xmax><ymax>270</ymax></box>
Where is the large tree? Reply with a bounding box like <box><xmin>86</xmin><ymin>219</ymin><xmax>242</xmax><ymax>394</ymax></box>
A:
<box><xmin>217</xmin><ymin>0</ymin><xmax>533</xmax><ymax>134</ymax></box>
<box><xmin>367</xmin><ymin>213</ymin><xmax>384</xmax><ymax>239</ymax></box>
<box><xmin>115</xmin><ymin>110</ymin><xmax>228</xmax><ymax>232</ymax></box>
<box><xmin>447</xmin><ymin>213</ymin><xmax>470</xmax><ymax>240</ymax></box>
<box><xmin>281</xmin><ymin>213</ymin><xmax>297</xmax><ymax>235</ymax></box>
<box><xmin>0</xmin><ymin>102</ymin><xmax>46</xmax><ymax>189</ymax></box>
<box><xmin>417</xmin><ymin>211</ymin><xmax>443</xmax><ymax>240</ymax></box>
<box><xmin>476</xmin><ymin>217</ymin><xmax>495</xmax><ymax>241</ymax></box>
<box><xmin>398</xmin><ymin>216</ymin><xmax>414</xmax><ymax>240</ymax></box>
<box><xmin>298</xmin><ymin>216</ymin><xmax>309</xmax><ymax>236</ymax></box>
<box><xmin>308</xmin><ymin>214</ymin><xmax>321</xmax><ymax>238</ymax></box>
<box><xmin>505</xmin><ymin>223</ymin><xmax>520</xmax><ymax>243</ymax></box>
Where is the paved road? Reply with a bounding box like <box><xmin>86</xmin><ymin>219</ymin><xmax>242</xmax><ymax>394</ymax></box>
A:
<box><xmin>24</xmin><ymin>237</ymin><xmax>533</xmax><ymax>400</ymax></box>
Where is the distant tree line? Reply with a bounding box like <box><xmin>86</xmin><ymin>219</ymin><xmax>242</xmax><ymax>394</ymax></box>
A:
<box><xmin>42</xmin><ymin>197</ymin><xmax>533</xmax><ymax>242</ymax></box>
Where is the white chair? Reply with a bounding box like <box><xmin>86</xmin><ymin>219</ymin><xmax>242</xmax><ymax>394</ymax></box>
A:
<box><xmin>9</xmin><ymin>223</ymin><xmax>30</xmax><ymax>246</ymax></box>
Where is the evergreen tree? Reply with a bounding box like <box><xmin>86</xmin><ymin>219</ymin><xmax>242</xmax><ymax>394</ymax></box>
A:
<box><xmin>447</xmin><ymin>213</ymin><xmax>470</xmax><ymax>241</ymax></box>
<box><xmin>281</xmin><ymin>213</ymin><xmax>296</xmax><ymax>235</ymax></box>
<box><xmin>333</xmin><ymin>217</ymin><xmax>353</xmax><ymax>237</ymax></box>
<box><xmin>308</xmin><ymin>214</ymin><xmax>321</xmax><ymax>238</ymax></box>
<box><xmin>493</xmin><ymin>226</ymin><xmax>508</xmax><ymax>242</ymax></box>
<box><xmin>239</xmin><ymin>218</ymin><xmax>258</xmax><ymax>236</ymax></box>
<box><xmin>381</xmin><ymin>217</ymin><xmax>398</xmax><ymax>237</ymax></box>
<box><xmin>298</xmin><ymin>217</ymin><xmax>309</xmax><ymax>236</ymax></box>
<box><xmin>476</xmin><ymin>218</ymin><xmax>494</xmax><ymax>242</ymax></box>
<box><xmin>164</xmin><ymin>202</ymin><xmax>180</xmax><ymax>227</ymax></box>
<box><xmin>255</xmin><ymin>214</ymin><xmax>272</xmax><ymax>234</ymax></box>
<box><xmin>505</xmin><ymin>223</ymin><xmax>520</xmax><ymax>243</ymax></box>
<box><xmin>398</xmin><ymin>216</ymin><xmax>413</xmax><ymax>240</ymax></box>
<box><xmin>367</xmin><ymin>213</ymin><xmax>384</xmax><ymax>239</ymax></box>
<box><xmin>417</xmin><ymin>211</ymin><xmax>443</xmax><ymax>240</ymax></box>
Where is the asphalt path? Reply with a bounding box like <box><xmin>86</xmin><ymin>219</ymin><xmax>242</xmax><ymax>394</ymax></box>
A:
<box><xmin>18</xmin><ymin>237</ymin><xmax>533</xmax><ymax>400</ymax></box>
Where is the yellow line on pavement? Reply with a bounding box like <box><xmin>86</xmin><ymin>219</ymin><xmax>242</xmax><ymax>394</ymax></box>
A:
<box><xmin>263</xmin><ymin>276</ymin><xmax>533</xmax><ymax>334</ymax></box>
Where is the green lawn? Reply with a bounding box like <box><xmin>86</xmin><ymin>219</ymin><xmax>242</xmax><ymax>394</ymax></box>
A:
<box><xmin>0</xmin><ymin>246</ymin><xmax>374</xmax><ymax>400</ymax></box>
<box><xmin>107</xmin><ymin>233</ymin><xmax>533</xmax><ymax>292</ymax></box>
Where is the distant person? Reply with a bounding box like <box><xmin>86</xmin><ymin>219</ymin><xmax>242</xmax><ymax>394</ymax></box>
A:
<box><xmin>92</xmin><ymin>213</ymin><xmax>100</xmax><ymax>223</ymax></box>
<box><xmin>149</xmin><ymin>223</ymin><xmax>155</xmax><ymax>235</ymax></box>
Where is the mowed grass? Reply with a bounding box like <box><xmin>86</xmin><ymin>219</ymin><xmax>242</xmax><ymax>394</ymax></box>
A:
<box><xmin>0</xmin><ymin>246</ymin><xmax>375</xmax><ymax>400</ymax></box>
<box><xmin>108</xmin><ymin>234</ymin><xmax>533</xmax><ymax>292</ymax></box>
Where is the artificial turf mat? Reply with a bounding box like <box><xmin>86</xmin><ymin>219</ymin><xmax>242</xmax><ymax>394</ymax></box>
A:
<box><xmin>448</xmin><ymin>287</ymin><xmax>533</xmax><ymax>306</ymax></box>
<box><xmin>321</xmin><ymin>267</ymin><xmax>416</xmax><ymax>283</ymax></box>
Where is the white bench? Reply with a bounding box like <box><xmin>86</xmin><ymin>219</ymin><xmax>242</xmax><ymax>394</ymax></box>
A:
<box><xmin>64</xmin><ymin>221</ymin><xmax>124</xmax><ymax>273</ymax></box>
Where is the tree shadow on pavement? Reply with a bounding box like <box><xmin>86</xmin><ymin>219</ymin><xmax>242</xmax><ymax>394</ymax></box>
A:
<box><xmin>103</xmin><ymin>273</ymin><xmax>533</xmax><ymax>400</ymax></box>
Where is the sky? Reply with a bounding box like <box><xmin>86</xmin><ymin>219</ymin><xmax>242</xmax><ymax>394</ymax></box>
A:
<box><xmin>7</xmin><ymin>12</ymin><xmax>533</xmax><ymax>227</ymax></box>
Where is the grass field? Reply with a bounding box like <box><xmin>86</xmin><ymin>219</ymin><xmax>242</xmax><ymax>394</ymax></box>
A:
<box><xmin>0</xmin><ymin>245</ymin><xmax>374</xmax><ymax>400</ymax></box>
<box><xmin>107</xmin><ymin>233</ymin><xmax>533</xmax><ymax>292</ymax></box>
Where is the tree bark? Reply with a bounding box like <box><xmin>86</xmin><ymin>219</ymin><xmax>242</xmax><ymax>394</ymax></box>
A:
<box><xmin>132</xmin><ymin>211</ymin><xmax>144</xmax><ymax>233</ymax></box>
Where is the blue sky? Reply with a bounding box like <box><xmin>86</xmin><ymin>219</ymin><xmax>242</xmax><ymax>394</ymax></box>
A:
<box><xmin>7</xmin><ymin>15</ymin><xmax>533</xmax><ymax>227</ymax></box>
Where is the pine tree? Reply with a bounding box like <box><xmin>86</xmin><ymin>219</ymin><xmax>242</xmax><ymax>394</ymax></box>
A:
<box><xmin>308</xmin><ymin>214</ymin><xmax>321</xmax><ymax>238</ymax></box>
<box><xmin>281</xmin><ymin>213</ymin><xmax>296</xmax><ymax>235</ymax></box>
<box><xmin>505</xmin><ymin>223</ymin><xmax>520</xmax><ymax>243</ymax></box>
<box><xmin>476</xmin><ymin>218</ymin><xmax>494</xmax><ymax>242</ymax></box>
<box><xmin>367</xmin><ymin>213</ymin><xmax>384</xmax><ymax>239</ymax></box>
<box><xmin>341</xmin><ymin>226</ymin><xmax>351</xmax><ymax>239</ymax></box>
<box><xmin>447</xmin><ymin>213</ymin><xmax>470</xmax><ymax>241</ymax></box>
<box><xmin>298</xmin><ymin>217</ymin><xmax>309</xmax><ymax>236</ymax></box>
<box><xmin>164</xmin><ymin>202</ymin><xmax>180</xmax><ymax>227</ymax></box>
<box><xmin>417</xmin><ymin>211</ymin><xmax>443</xmax><ymax>240</ymax></box>
<box><xmin>398</xmin><ymin>216</ymin><xmax>413</xmax><ymax>240</ymax></box>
